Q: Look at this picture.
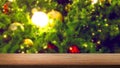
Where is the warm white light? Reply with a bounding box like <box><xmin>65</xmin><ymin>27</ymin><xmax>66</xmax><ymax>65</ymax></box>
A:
<box><xmin>91</xmin><ymin>0</ymin><xmax>98</xmax><ymax>5</ymax></box>
<box><xmin>32</xmin><ymin>12</ymin><xmax>49</xmax><ymax>28</ymax></box>
<box><xmin>8</xmin><ymin>0</ymin><xmax>15</xmax><ymax>2</ymax></box>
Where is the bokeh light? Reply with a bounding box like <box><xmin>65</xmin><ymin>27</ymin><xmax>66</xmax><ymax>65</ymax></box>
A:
<box><xmin>32</xmin><ymin>12</ymin><xmax>49</xmax><ymax>28</ymax></box>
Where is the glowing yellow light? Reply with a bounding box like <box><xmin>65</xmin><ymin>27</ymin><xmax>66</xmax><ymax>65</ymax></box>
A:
<box><xmin>104</xmin><ymin>19</ymin><xmax>107</xmax><ymax>22</ymax></box>
<box><xmin>18</xmin><ymin>8</ymin><xmax>23</xmax><ymax>11</ymax></box>
<box><xmin>98</xmin><ymin>29</ymin><xmax>102</xmax><ymax>32</ymax></box>
<box><xmin>32</xmin><ymin>12</ymin><xmax>49</xmax><ymax>28</ymax></box>
<box><xmin>105</xmin><ymin>23</ymin><xmax>109</xmax><ymax>27</ymax></box>
<box><xmin>31</xmin><ymin>7</ymin><xmax>40</xmax><ymax>14</ymax></box>
<box><xmin>116</xmin><ymin>27</ymin><xmax>119</xmax><ymax>30</ymax></box>
<box><xmin>97</xmin><ymin>23</ymin><xmax>100</xmax><ymax>26</ymax></box>
<box><xmin>35</xmin><ymin>51</ymin><xmax>38</xmax><ymax>53</ymax></box>
<box><xmin>83</xmin><ymin>43</ymin><xmax>88</xmax><ymax>48</ymax></box>
<box><xmin>8</xmin><ymin>0</ymin><xmax>15</xmax><ymax>2</ymax></box>
<box><xmin>20</xmin><ymin>45</ymin><xmax>24</xmax><ymax>49</ymax></box>
<box><xmin>23</xmin><ymin>39</ymin><xmax>33</xmax><ymax>47</ymax></box>
<box><xmin>3</xmin><ymin>35</ymin><xmax>7</xmax><ymax>38</ymax></box>
<box><xmin>21</xmin><ymin>51</ymin><xmax>25</xmax><ymax>54</ymax></box>
<box><xmin>92</xmin><ymin>33</ymin><xmax>95</xmax><ymax>36</ymax></box>
<box><xmin>69</xmin><ymin>47</ymin><xmax>73</xmax><ymax>50</ymax></box>
<box><xmin>26</xmin><ymin>50</ymin><xmax>29</xmax><ymax>53</ymax></box>
<box><xmin>43</xmin><ymin>45</ymin><xmax>47</xmax><ymax>49</ymax></box>
<box><xmin>97</xmin><ymin>41</ymin><xmax>101</xmax><ymax>44</ymax></box>
<box><xmin>91</xmin><ymin>0</ymin><xmax>98</xmax><ymax>5</ymax></box>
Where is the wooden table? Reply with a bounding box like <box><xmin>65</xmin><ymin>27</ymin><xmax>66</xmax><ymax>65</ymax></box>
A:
<box><xmin>0</xmin><ymin>54</ymin><xmax>120</xmax><ymax>65</ymax></box>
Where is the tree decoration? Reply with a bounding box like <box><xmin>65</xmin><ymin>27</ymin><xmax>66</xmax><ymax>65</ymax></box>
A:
<box><xmin>8</xmin><ymin>0</ymin><xmax>15</xmax><ymax>2</ymax></box>
<box><xmin>43</xmin><ymin>42</ymin><xmax>59</xmax><ymax>53</ymax></box>
<box><xmin>15</xmin><ymin>49</ymin><xmax>26</xmax><ymax>54</ymax></box>
<box><xmin>31</xmin><ymin>11</ymin><xmax>49</xmax><ymax>28</ymax></box>
<box><xmin>15</xmin><ymin>49</ymin><xmax>21</xmax><ymax>53</ymax></box>
<box><xmin>2</xmin><ymin>34</ymin><xmax>11</xmax><ymax>43</ymax></box>
<box><xmin>91</xmin><ymin>0</ymin><xmax>98</xmax><ymax>5</ymax></box>
<box><xmin>31</xmin><ymin>7</ymin><xmax>40</xmax><ymax>14</ymax></box>
<box><xmin>47</xmin><ymin>10</ymin><xmax>63</xmax><ymax>27</ymax></box>
<box><xmin>65</xmin><ymin>3</ymin><xmax>71</xmax><ymax>12</ymax></box>
<box><xmin>47</xmin><ymin>10</ymin><xmax>63</xmax><ymax>22</ymax></box>
<box><xmin>0</xmin><ymin>0</ymin><xmax>120</xmax><ymax>53</ymax></box>
<box><xmin>68</xmin><ymin>45</ymin><xmax>80</xmax><ymax>53</ymax></box>
<box><xmin>91</xmin><ymin>0</ymin><xmax>112</xmax><ymax>5</ymax></box>
<box><xmin>8</xmin><ymin>22</ymin><xmax>24</xmax><ymax>31</ymax></box>
<box><xmin>99</xmin><ymin>0</ymin><xmax>112</xmax><ymax>4</ymax></box>
<box><xmin>23</xmin><ymin>38</ymin><xmax>34</xmax><ymax>47</ymax></box>
<box><xmin>2</xmin><ymin>2</ymin><xmax>12</xmax><ymax>14</ymax></box>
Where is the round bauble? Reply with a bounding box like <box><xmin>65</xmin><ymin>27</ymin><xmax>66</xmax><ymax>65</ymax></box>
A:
<box><xmin>43</xmin><ymin>42</ymin><xmax>59</xmax><ymax>53</ymax></box>
<box><xmin>32</xmin><ymin>8</ymin><xmax>38</xmax><ymax>14</ymax></box>
<box><xmin>68</xmin><ymin>45</ymin><xmax>80</xmax><ymax>53</ymax></box>
<box><xmin>2</xmin><ymin>2</ymin><xmax>12</xmax><ymax>14</ymax></box>
<box><xmin>47</xmin><ymin>10</ymin><xmax>63</xmax><ymax>27</ymax></box>
<box><xmin>47</xmin><ymin>10</ymin><xmax>63</xmax><ymax>22</ymax></box>
<box><xmin>31</xmin><ymin>7</ymin><xmax>40</xmax><ymax>14</ymax></box>
<box><xmin>8</xmin><ymin>22</ymin><xmax>24</xmax><ymax>31</ymax></box>
<box><xmin>23</xmin><ymin>38</ymin><xmax>33</xmax><ymax>47</ymax></box>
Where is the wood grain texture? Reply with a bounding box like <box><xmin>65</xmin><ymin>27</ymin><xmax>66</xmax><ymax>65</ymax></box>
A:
<box><xmin>0</xmin><ymin>54</ymin><xmax>120</xmax><ymax>65</ymax></box>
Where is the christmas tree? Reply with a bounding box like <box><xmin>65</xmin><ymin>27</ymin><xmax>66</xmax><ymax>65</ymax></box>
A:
<box><xmin>0</xmin><ymin>0</ymin><xmax>120</xmax><ymax>53</ymax></box>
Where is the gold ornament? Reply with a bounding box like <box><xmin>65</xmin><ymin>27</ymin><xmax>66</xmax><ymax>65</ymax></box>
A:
<box><xmin>47</xmin><ymin>10</ymin><xmax>63</xmax><ymax>27</ymax></box>
<box><xmin>31</xmin><ymin>7</ymin><xmax>40</xmax><ymax>14</ymax></box>
<box><xmin>8</xmin><ymin>22</ymin><xmax>24</xmax><ymax>31</ymax></box>
<box><xmin>47</xmin><ymin>10</ymin><xmax>63</xmax><ymax>21</ymax></box>
<box><xmin>23</xmin><ymin>38</ymin><xmax>33</xmax><ymax>47</ymax></box>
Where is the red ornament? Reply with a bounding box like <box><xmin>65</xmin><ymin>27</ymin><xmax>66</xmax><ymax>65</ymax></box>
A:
<box><xmin>68</xmin><ymin>45</ymin><xmax>80</xmax><ymax>53</ymax></box>
<box><xmin>2</xmin><ymin>2</ymin><xmax>10</xmax><ymax>14</ymax></box>
<box><xmin>39</xmin><ymin>42</ymin><xmax>59</xmax><ymax>53</ymax></box>
<box><xmin>47</xmin><ymin>42</ymin><xmax>59</xmax><ymax>52</ymax></box>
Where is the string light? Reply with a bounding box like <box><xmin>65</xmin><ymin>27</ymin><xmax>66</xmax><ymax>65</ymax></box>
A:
<box><xmin>32</xmin><ymin>12</ymin><xmax>49</xmax><ymax>28</ymax></box>
<box><xmin>20</xmin><ymin>45</ymin><xmax>24</xmax><ymax>49</ymax></box>
<box><xmin>105</xmin><ymin>23</ymin><xmax>109</xmax><ymax>27</ymax></box>
<box><xmin>83</xmin><ymin>43</ymin><xmax>88</xmax><ymax>48</ymax></box>
<box><xmin>91</xmin><ymin>0</ymin><xmax>98</xmax><ymax>5</ymax></box>
<box><xmin>104</xmin><ymin>19</ymin><xmax>107</xmax><ymax>22</ymax></box>
<box><xmin>21</xmin><ymin>51</ymin><xmax>25</xmax><ymax>54</ymax></box>
<box><xmin>92</xmin><ymin>32</ymin><xmax>95</xmax><ymax>36</ymax></box>
<box><xmin>3</xmin><ymin>34</ymin><xmax>7</xmax><ymax>38</ymax></box>
<box><xmin>97</xmin><ymin>23</ymin><xmax>100</xmax><ymax>26</ymax></box>
<box><xmin>43</xmin><ymin>45</ymin><xmax>47</xmax><ymax>49</ymax></box>
<box><xmin>97</xmin><ymin>40</ymin><xmax>101</xmax><ymax>45</ymax></box>
<box><xmin>8</xmin><ymin>0</ymin><xmax>16</xmax><ymax>2</ymax></box>
<box><xmin>98</xmin><ymin>29</ymin><xmax>102</xmax><ymax>32</ymax></box>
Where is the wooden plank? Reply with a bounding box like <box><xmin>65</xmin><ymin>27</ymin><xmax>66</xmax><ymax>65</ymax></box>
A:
<box><xmin>0</xmin><ymin>54</ymin><xmax>120</xmax><ymax>65</ymax></box>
